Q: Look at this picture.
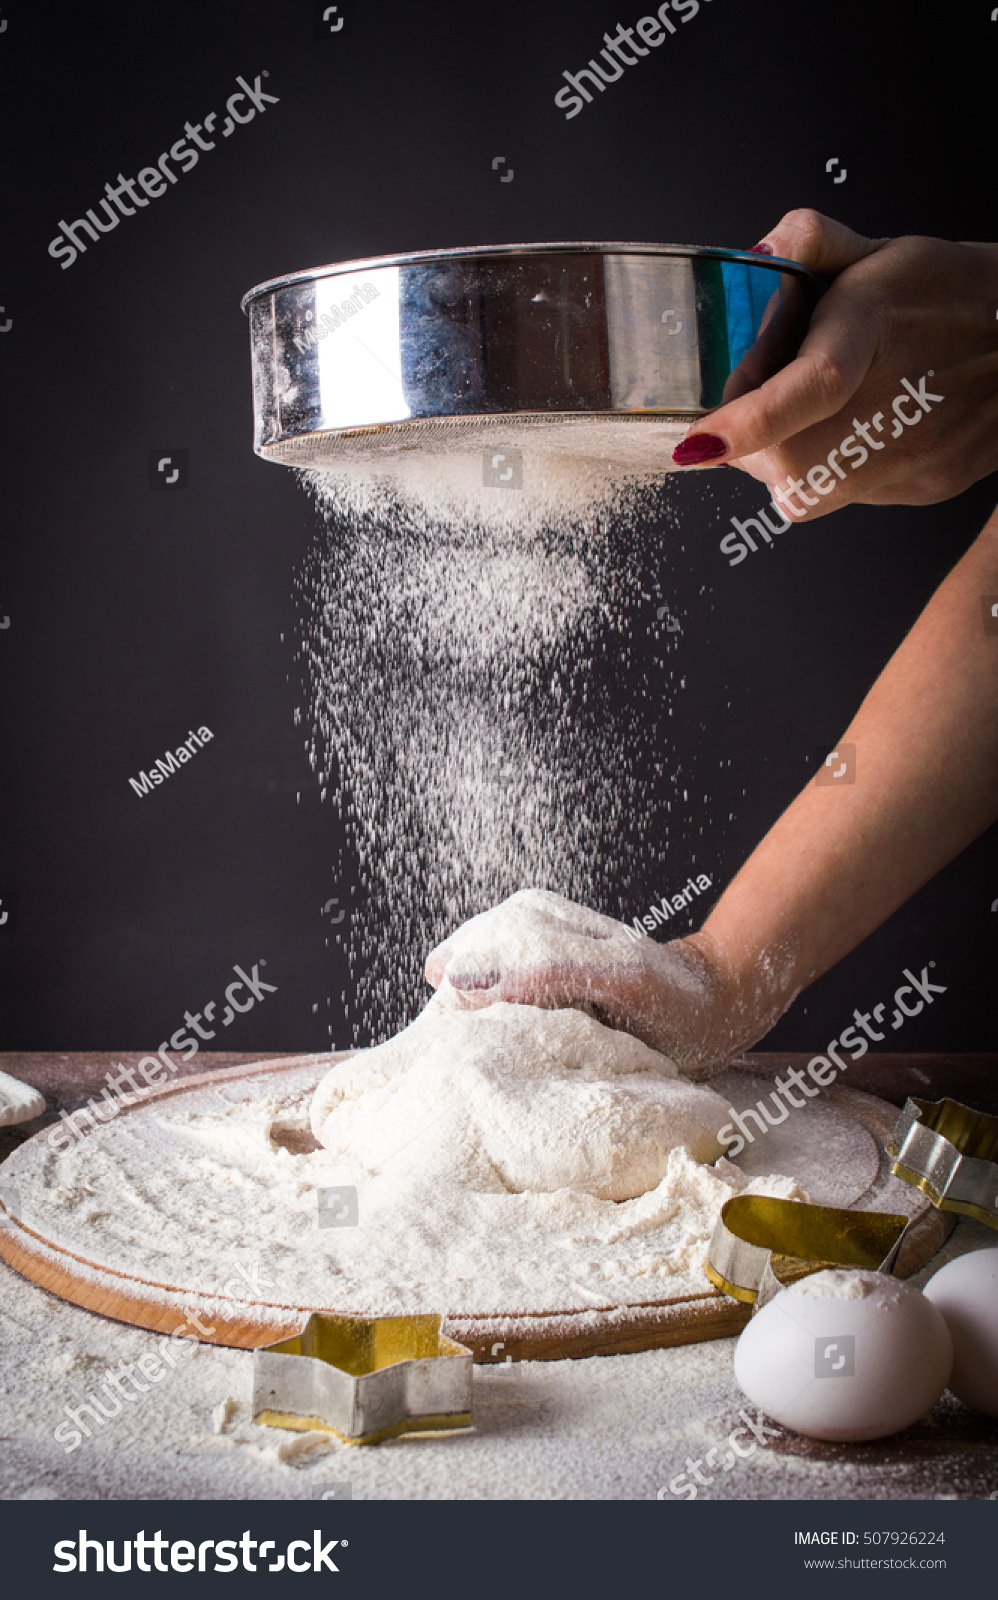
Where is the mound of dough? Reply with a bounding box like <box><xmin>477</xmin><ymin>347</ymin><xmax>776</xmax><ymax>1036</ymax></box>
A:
<box><xmin>311</xmin><ymin>981</ymin><xmax>731</xmax><ymax>1203</ymax></box>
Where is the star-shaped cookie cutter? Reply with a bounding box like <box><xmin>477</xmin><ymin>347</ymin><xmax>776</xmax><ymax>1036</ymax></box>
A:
<box><xmin>889</xmin><ymin>1096</ymin><xmax>998</xmax><ymax>1231</ymax></box>
<box><xmin>253</xmin><ymin>1311</ymin><xmax>473</xmax><ymax>1446</ymax></box>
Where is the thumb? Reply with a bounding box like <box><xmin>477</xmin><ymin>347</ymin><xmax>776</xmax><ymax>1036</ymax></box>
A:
<box><xmin>753</xmin><ymin>207</ymin><xmax>888</xmax><ymax>278</ymax></box>
<box><xmin>425</xmin><ymin>946</ymin><xmax>451</xmax><ymax>987</ymax></box>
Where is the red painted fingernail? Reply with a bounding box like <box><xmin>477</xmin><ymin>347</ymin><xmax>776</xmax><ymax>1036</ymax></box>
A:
<box><xmin>747</xmin><ymin>241</ymin><xmax>774</xmax><ymax>255</ymax></box>
<box><xmin>672</xmin><ymin>432</ymin><xmax>727</xmax><ymax>467</ymax></box>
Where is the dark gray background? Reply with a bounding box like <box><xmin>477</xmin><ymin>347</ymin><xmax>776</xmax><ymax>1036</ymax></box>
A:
<box><xmin>1</xmin><ymin>0</ymin><xmax>995</xmax><ymax>1051</ymax></box>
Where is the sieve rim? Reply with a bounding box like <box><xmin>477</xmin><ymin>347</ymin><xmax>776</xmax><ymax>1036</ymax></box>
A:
<box><xmin>257</xmin><ymin>412</ymin><xmax>700</xmax><ymax>466</ymax></box>
<box><xmin>240</xmin><ymin>242</ymin><xmax>823</xmax><ymax>313</ymax></box>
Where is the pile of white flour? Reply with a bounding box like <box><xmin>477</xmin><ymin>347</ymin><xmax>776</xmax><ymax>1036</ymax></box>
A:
<box><xmin>310</xmin><ymin>983</ymin><xmax>728</xmax><ymax>1203</ymax></box>
<box><xmin>298</xmin><ymin>889</ymin><xmax>809</xmax><ymax>1310</ymax></box>
<box><xmin>7</xmin><ymin>1053</ymin><xmax>804</xmax><ymax>1321</ymax></box>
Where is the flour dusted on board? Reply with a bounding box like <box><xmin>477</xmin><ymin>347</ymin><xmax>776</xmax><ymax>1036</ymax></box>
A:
<box><xmin>6</xmin><ymin>1058</ymin><xmax>807</xmax><ymax>1320</ymax></box>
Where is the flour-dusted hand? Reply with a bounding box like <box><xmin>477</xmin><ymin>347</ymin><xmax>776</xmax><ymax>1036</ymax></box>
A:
<box><xmin>425</xmin><ymin>888</ymin><xmax>630</xmax><ymax>992</ymax></box>
<box><xmin>674</xmin><ymin>210</ymin><xmax>998</xmax><ymax>518</ymax></box>
<box><xmin>425</xmin><ymin>888</ymin><xmax>755</xmax><ymax>1080</ymax></box>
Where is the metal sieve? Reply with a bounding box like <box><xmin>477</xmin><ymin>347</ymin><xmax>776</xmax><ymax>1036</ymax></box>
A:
<box><xmin>241</xmin><ymin>242</ymin><xmax>823</xmax><ymax>469</ymax></box>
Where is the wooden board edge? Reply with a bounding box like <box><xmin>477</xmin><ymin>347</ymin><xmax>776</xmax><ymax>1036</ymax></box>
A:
<box><xmin>0</xmin><ymin>1222</ymin><xmax>311</xmax><ymax>1349</ymax></box>
<box><xmin>447</xmin><ymin>1295</ymin><xmax>754</xmax><ymax>1362</ymax></box>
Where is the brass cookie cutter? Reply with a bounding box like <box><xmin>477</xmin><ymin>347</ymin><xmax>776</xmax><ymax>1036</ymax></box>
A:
<box><xmin>705</xmin><ymin>1195</ymin><xmax>909</xmax><ymax>1309</ymax></box>
<box><xmin>889</xmin><ymin>1096</ymin><xmax>998</xmax><ymax>1231</ymax></box>
<box><xmin>253</xmin><ymin>1311</ymin><xmax>473</xmax><ymax>1446</ymax></box>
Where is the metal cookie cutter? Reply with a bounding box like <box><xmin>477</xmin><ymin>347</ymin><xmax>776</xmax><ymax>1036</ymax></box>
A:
<box><xmin>704</xmin><ymin>1196</ymin><xmax>909</xmax><ymax>1310</ymax></box>
<box><xmin>253</xmin><ymin>1311</ymin><xmax>473</xmax><ymax>1446</ymax></box>
<box><xmin>889</xmin><ymin>1097</ymin><xmax>998</xmax><ymax>1231</ymax></box>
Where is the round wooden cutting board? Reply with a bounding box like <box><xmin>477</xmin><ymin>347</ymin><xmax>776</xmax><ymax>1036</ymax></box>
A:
<box><xmin>0</xmin><ymin>1055</ymin><xmax>951</xmax><ymax>1362</ymax></box>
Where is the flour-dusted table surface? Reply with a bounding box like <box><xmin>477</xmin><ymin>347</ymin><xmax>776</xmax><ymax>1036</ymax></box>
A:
<box><xmin>1</xmin><ymin>1052</ymin><xmax>996</xmax><ymax>1503</ymax></box>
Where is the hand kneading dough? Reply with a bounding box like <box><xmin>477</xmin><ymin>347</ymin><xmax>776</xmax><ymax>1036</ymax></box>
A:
<box><xmin>310</xmin><ymin>981</ymin><xmax>731</xmax><ymax>1203</ymax></box>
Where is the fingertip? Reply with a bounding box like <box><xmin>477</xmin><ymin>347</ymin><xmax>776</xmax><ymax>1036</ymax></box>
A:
<box><xmin>764</xmin><ymin>209</ymin><xmax>880</xmax><ymax>277</ymax></box>
<box><xmin>448</xmin><ymin>970</ymin><xmax>501</xmax><ymax>993</ymax></box>
<box><xmin>425</xmin><ymin>952</ymin><xmax>447</xmax><ymax>988</ymax></box>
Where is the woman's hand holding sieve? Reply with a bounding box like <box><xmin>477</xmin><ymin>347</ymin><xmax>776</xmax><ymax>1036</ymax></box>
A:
<box><xmin>674</xmin><ymin>208</ymin><xmax>998</xmax><ymax>516</ymax></box>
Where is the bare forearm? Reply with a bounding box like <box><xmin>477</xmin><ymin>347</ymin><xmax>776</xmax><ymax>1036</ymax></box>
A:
<box><xmin>696</xmin><ymin>508</ymin><xmax>998</xmax><ymax>1042</ymax></box>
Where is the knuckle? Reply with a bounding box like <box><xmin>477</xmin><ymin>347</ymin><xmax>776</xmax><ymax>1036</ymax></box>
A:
<box><xmin>913</xmin><ymin>466</ymin><xmax>961</xmax><ymax>504</ymax></box>
<box><xmin>807</xmin><ymin>351</ymin><xmax>851</xmax><ymax>408</ymax></box>
<box><xmin>734</xmin><ymin>389</ymin><xmax>780</xmax><ymax>442</ymax></box>
<box><xmin>781</xmin><ymin>207</ymin><xmax>829</xmax><ymax>255</ymax></box>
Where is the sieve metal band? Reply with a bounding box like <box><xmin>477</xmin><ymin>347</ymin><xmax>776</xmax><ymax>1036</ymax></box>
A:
<box><xmin>241</xmin><ymin>244</ymin><xmax>824</xmax><ymax>460</ymax></box>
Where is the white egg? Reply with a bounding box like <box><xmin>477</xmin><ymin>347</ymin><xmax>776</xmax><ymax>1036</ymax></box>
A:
<box><xmin>733</xmin><ymin>1269</ymin><xmax>952</xmax><ymax>1441</ymax></box>
<box><xmin>923</xmin><ymin>1249</ymin><xmax>998</xmax><ymax>1418</ymax></box>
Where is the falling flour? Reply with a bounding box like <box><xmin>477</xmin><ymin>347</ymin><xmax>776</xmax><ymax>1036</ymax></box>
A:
<box><xmin>295</xmin><ymin>422</ymin><xmax>711</xmax><ymax>1045</ymax></box>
